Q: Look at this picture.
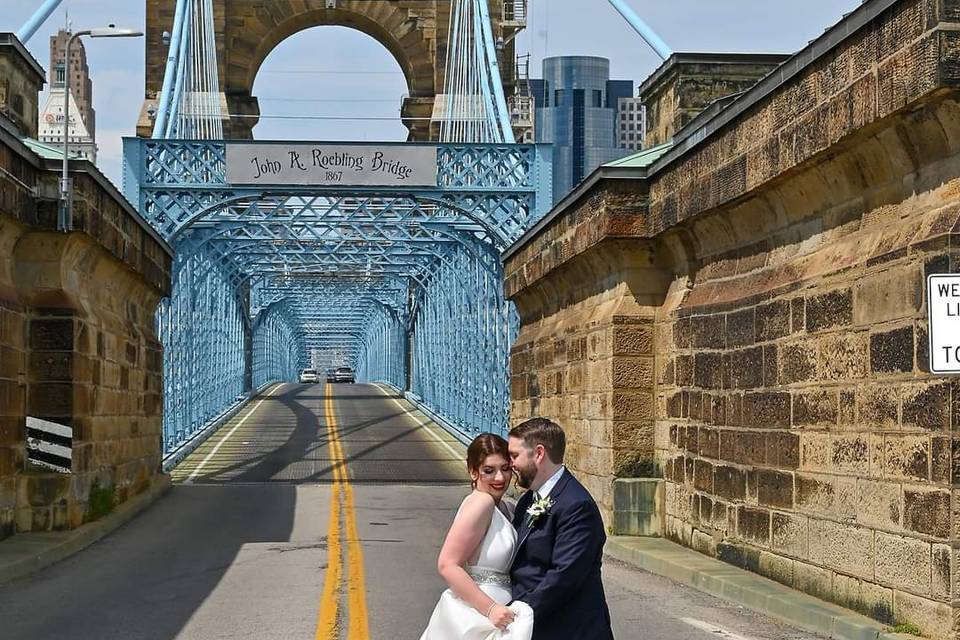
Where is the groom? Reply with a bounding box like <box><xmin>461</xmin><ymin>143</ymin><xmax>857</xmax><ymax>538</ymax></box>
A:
<box><xmin>508</xmin><ymin>418</ymin><xmax>614</xmax><ymax>640</ymax></box>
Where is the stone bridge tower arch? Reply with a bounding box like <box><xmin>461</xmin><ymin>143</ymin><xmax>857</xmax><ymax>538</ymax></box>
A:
<box><xmin>141</xmin><ymin>0</ymin><xmax>517</xmax><ymax>140</ymax></box>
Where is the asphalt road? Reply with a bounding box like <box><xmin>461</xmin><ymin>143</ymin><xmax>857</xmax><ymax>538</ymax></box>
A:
<box><xmin>0</xmin><ymin>383</ymin><xmax>821</xmax><ymax>639</ymax></box>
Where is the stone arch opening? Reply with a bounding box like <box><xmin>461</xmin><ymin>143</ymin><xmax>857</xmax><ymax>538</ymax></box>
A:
<box><xmin>143</xmin><ymin>1</ymin><xmax>518</xmax><ymax>141</ymax></box>
<box><xmin>251</xmin><ymin>26</ymin><xmax>409</xmax><ymax>141</ymax></box>
<box><xmin>222</xmin><ymin>3</ymin><xmax>438</xmax><ymax>140</ymax></box>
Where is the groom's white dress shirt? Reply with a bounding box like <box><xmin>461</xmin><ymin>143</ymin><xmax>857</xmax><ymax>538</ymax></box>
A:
<box><xmin>536</xmin><ymin>465</ymin><xmax>566</xmax><ymax>499</ymax></box>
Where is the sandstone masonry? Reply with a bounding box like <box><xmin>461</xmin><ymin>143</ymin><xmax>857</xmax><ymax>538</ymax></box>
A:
<box><xmin>505</xmin><ymin>0</ymin><xmax>960</xmax><ymax>637</ymax></box>
<box><xmin>639</xmin><ymin>53</ymin><xmax>789</xmax><ymax>149</ymax></box>
<box><xmin>0</xmin><ymin>35</ymin><xmax>172</xmax><ymax>540</ymax></box>
<box><xmin>138</xmin><ymin>0</ymin><xmax>517</xmax><ymax>140</ymax></box>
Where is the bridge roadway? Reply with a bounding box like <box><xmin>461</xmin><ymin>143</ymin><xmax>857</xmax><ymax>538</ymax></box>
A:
<box><xmin>0</xmin><ymin>384</ymin><xmax>817</xmax><ymax>640</ymax></box>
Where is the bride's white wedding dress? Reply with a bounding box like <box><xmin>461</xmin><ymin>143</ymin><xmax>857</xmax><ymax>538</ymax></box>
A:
<box><xmin>419</xmin><ymin>497</ymin><xmax>534</xmax><ymax>640</ymax></box>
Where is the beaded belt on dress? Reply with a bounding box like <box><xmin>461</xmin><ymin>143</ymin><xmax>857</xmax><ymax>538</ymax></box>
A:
<box><xmin>468</xmin><ymin>568</ymin><xmax>511</xmax><ymax>588</ymax></box>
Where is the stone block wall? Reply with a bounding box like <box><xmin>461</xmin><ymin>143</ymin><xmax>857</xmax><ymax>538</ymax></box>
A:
<box><xmin>644</xmin><ymin>0</ymin><xmax>959</xmax><ymax>236</ymax></box>
<box><xmin>506</xmin><ymin>181</ymin><xmax>670</xmax><ymax>520</ymax></box>
<box><xmin>0</xmin><ymin>216</ymin><xmax>28</xmax><ymax>539</ymax></box>
<box><xmin>0</xmin><ymin>130</ymin><xmax>171</xmax><ymax>540</ymax></box>
<box><xmin>15</xmin><ymin>233</ymin><xmax>165</xmax><ymax>532</ymax></box>
<box><xmin>647</xmin><ymin>12</ymin><xmax>960</xmax><ymax>636</ymax></box>
<box><xmin>0</xmin><ymin>35</ymin><xmax>44</xmax><ymax>139</ymax></box>
<box><xmin>510</xmin><ymin>299</ymin><xmax>657</xmax><ymax>516</ymax></box>
<box><xmin>505</xmin><ymin>0</ymin><xmax>960</xmax><ymax>636</ymax></box>
<box><xmin>639</xmin><ymin>53</ymin><xmax>789</xmax><ymax>149</ymax></box>
<box><xmin>656</xmin><ymin>185</ymin><xmax>959</xmax><ymax>634</ymax></box>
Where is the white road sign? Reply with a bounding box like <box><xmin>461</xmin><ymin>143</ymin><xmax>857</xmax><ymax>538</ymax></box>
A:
<box><xmin>226</xmin><ymin>143</ymin><xmax>438</xmax><ymax>187</ymax></box>
<box><xmin>928</xmin><ymin>274</ymin><xmax>960</xmax><ymax>374</ymax></box>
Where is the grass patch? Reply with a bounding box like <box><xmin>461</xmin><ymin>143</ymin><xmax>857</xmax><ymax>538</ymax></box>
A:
<box><xmin>85</xmin><ymin>480</ymin><xmax>115</xmax><ymax>521</ymax></box>
<box><xmin>887</xmin><ymin>623</ymin><xmax>922</xmax><ymax>636</ymax></box>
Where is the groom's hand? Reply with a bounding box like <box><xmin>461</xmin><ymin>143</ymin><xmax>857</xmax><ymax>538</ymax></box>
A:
<box><xmin>487</xmin><ymin>604</ymin><xmax>516</xmax><ymax>630</ymax></box>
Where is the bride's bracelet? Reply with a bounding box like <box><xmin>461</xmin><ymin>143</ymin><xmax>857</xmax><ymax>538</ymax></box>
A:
<box><xmin>485</xmin><ymin>602</ymin><xmax>498</xmax><ymax>618</ymax></box>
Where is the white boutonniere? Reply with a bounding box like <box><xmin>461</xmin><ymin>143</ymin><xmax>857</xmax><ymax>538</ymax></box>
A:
<box><xmin>526</xmin><ymin>495</ymin><xmax>554</xmax><ymax>528</ymax></box>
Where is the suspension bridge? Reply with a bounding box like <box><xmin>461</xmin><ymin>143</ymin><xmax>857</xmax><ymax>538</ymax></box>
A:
<box><xmin>123</xmin><ymin>0</ymin><xmax>552</xmax><ymax>460</ymax></box>
<box><xmin>0</xmin><ymin>1</ymin><xmax>710</xmax><ymax>638</ymax></box>
<box><xmin>11</xmin><ymin>0</ymin><xmax>673</xmax><ymax>459</ymax></box>
<box><xmin>11</xmin><ymin>0</ymin><xmax>556</xmax><ymax>635</ymax></box>
<box><xmin>7</xmin><ymin>0</ymin><xmax>956</xmax><ymax>638</ymax></box>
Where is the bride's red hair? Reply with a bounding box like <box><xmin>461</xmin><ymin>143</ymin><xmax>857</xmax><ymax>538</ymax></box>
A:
<box><xmin>466</xmin><ymin>433</ymin><xmax>510</xmax><ymax>487</ymax></box>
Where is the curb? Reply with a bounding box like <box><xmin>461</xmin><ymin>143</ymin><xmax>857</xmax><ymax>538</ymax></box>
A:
<box><xmin>604</xmin><ymin>537</ymin><xmax>916</xmax><ymax>640</ymax></box>
<box><xmin>0</xmin><ymin>475</ymin><xmax>172</xmax><ymax>584</ymax></box>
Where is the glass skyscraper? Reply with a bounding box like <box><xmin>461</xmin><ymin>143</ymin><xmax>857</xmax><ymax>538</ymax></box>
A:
<box><xmin>531</xmin><ymin>56</ymin><xmax>634</xmax><ymax>202</ymax></box>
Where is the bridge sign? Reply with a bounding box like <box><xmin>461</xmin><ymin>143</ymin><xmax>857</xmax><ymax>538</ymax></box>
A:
<box><xmin>928</xmin><ymin>274</ymin><xmax>960</xmax><ymax>374</ymax></box>
<box><xmin>226</xmin><ymin>143</ymin><xmax>438</xmax><ymax>187</ymax></box>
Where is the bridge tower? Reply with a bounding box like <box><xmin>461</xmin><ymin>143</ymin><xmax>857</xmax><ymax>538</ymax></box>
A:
<box><xmin>137</xmin><ymin>0</ymin><xmax>519</xmax><ymax>140</ymax></box>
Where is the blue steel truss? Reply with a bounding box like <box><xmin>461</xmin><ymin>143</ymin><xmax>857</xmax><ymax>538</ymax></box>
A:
<box><xmin>124</xmin><ymin>139</ymin><xmax>551</xmax><ymax>451</ymax></box>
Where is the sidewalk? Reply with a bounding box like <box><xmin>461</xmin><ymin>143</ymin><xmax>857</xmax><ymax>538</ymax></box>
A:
<box><xmin>605</xmin><ymin>536</ymin><xmax>915</xmax><ymax>640</ymax></box>
<box><xmin>0</xmin><ymin>476</ymin><xmax>171</xmax><ymax>583</ymax></box>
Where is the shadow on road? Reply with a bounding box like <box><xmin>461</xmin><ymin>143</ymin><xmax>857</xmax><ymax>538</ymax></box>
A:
<box><xmin>0</xmin><ymin>383</ymin><xmax>464</xmax><ymax>639</ymax></box>
<box><xmin>0</xmin><ymin>484</ymin><xmax>298</xmax><ymax>640</ymax></box>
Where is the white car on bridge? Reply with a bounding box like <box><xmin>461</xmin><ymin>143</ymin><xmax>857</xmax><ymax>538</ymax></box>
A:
<box><xmin>299</xmin><ymin>368</ymin><xmax>320</xmax><ymax>384</ymax></box>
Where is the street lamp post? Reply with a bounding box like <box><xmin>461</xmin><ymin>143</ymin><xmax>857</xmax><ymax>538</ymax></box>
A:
<box><xmin>59</xmin><ymin>26</ymin><xmax>143</xmax><ymax>232</ymax></box>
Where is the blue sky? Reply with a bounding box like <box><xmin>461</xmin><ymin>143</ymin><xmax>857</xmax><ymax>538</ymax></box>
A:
<box><xmin>5</xmin><ymin>0</ymin><xmax>861</xmax><ymax>185</ymax></box>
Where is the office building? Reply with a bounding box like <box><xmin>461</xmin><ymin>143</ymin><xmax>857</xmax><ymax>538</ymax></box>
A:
<box><xmin>38</xmin><ymin>29</ymin><xmax>97</xmax><ymax>162</ymax></box>
<box><xmin>532</xmin><ymin>56</ymin><xmax>634</xmax><ymax>201</ymax></box>
<box><xmin>618</xmin><ymin>96</ymin><xmax>645</xmax><ymax>151</ymax></box>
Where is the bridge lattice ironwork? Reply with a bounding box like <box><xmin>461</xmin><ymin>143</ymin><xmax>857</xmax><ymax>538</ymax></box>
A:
<box><xmin>124</xmin><ymin>139</ymin><xmax>551</xmax><ymax>452</ymax></box>
<box><xmin>131</xmin><ymin>0</ymin><xmax>548</xmax><ymax>455</ymax></box>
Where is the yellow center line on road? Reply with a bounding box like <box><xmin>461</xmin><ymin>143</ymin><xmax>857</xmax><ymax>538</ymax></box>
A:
<box><xmin>337</xmin><ymin>436</ymin><xmax>370</xmax><ymax>639</ymax></box>
<box><xmin>315</xmin><ymin>480</ymin><xmax>342</xmax><ymax>639</ymax></box>
<box><xmin>315</xmin><ymin>384</ymin><xmax>370</xmax><ymax>640</ymax></box>
<box><xmin>316</xmin><ymin>384</ymin><xmax>344</xmax><ymax>638</ymax></box>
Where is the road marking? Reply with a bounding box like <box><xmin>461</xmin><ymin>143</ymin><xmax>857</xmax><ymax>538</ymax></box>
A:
<box><xmin>315</xmin><ymin>384</ymin><xmax>370</xmax><ymax>640</ymax></box>
<box><xmin>316</xmin><ymin>386</ymin><xmax>345</xmax><ymax>638</ymax></box>
<box><xmin>332</xmin><ymin>403</ymin><xmax>370</xmax><ymax>640</ymax></box>
<box><xmin>315</xmin><ymin>480</ymin><xmax>342</xmax><ymax>638</ymax></box>
<box><xmin>374</xmin><ymin>385</ymin><xmax>464</xmax><ymax>460</ymax></box>
<box><xmin>184</xmin><ymin>384</ymin><xmax>281</xmax><ymax>483</ymax></box>
<box><xmin>681</xmin><ymin>618</ymin><xmax>757</xmax><ymax>640</ymax></box>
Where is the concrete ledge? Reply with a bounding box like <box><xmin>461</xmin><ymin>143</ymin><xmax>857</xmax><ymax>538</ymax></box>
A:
<box><xmin>605</xmin><ymin>537</ymin><xmax>915</xmax><ymax>640</ymax></box>
<box><xmin>612</xmin><ymin>478</ymin><xmax>664</xmax><ymax>536</ymax></box>
<box><xmin>0</xmin><ymin>475</ymin><xmax>171</xmax><ymax>583</ymax></box>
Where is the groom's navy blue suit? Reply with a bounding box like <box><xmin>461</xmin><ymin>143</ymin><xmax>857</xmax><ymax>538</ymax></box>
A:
<box><xmin>510</xmin><ymin>470</ymin><xmax>614</xmax><ymax>640</ymax></box>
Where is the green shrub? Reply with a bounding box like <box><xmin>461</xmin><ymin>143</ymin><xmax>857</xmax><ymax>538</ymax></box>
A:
<box><xmin>86</xmin><ymin>480</ymin><xmax>115</xmax><ymax>521</ymax></box>
<box><xmin>887</xmin><ymin>623</ymin><xmax>922</xmax><ymax>636</ymax></box>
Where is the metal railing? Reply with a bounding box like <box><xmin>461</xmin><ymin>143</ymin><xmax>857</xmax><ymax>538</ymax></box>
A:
<box><xmin>510</xmin><ymin>54</ymin><xmax>534</xmax><ymax>140</ymax></box>
<box><xmin>503</xmin><ymin>0</ymin><xmax>527</xmax><ymax>25</ymax></box>
<box><xmin>125</xmin><ymin>139</ymin><xmax>553</xmax><ymax>451</ymax></box>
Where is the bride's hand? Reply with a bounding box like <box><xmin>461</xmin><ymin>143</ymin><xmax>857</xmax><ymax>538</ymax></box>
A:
<box><xmin>487</xmin><ymin>604</ymin><xmax>516</xmax><ymax>630</ymax></box>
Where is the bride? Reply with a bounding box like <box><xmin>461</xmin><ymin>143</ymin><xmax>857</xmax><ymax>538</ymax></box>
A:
<box><xmin>419</xmin><ymin>434</ymin><xmax>534</xmax><ymax>640</ymax></box>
